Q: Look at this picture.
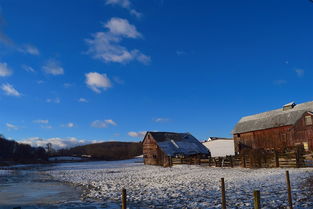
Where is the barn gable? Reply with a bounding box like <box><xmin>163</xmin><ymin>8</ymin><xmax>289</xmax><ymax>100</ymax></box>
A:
<box><xmin>233</xmin><ymin>101</ymin><xmax>313</xmax><ymax>134</ymax></box>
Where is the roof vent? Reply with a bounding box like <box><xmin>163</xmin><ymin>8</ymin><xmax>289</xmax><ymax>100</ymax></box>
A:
<box><xmin>283</xmin><ymin>102</ymin><xmax>296</xmax><ymax>111</ymax></box>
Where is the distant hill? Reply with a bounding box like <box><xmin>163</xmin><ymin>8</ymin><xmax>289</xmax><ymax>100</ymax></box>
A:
<box><xmin>57</xmin><ymin>141</ymin><xmax>143</xmax><ymax>161</ymax></box>
<box><xmin>0</xmin><ymin>136</ymin><xmax>47</xmax><ymax>165</ymax></box>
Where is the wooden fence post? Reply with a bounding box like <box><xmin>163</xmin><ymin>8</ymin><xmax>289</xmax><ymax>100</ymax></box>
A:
<box><xmin>295</xmin><ymin>148</ymin><xmax>301</xmax><ymax>168</ymax></box>
<box><xmin>275</xmin><ymin>151</ymin><xmax>279</xmax><ymax>167</ymax></box>
<box><xmin>243</xmin><ymin>155</ymin><xmax>246</xmax><ymax>168</ymax></box>
<box><xmin>253</xmin><ymin>190</ymin><xmax>260</xmax><ymax>209</ymax></box>
<box><xmin>122</xmin><ymin>188</ymin><xmax>127</xmax><ymax>209</ymax></box>
<box><xmin>230</xmin><ymin>156</ymin><xmax>233</xmax><ymax>168</ymax></box>
<box><xmin>221</xmin><ymin>178</ymin><xmax>226</xmax><ymax>209</ymax></box>
<box><xmin>286</xmin><ymin>171</ymin><xmax>293</xmax><ymax>209</ymax></box>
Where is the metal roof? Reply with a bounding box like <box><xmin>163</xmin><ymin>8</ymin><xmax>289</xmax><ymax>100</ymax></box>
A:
<box><xmin>232</xmin><ymin>101</ymin><xmax>313</xmax><ymax>134</ymax></box>
<box><xmin>148</xmin><ymin>132</ymin><xmax>209</xmax><ymax>157</ymax></box>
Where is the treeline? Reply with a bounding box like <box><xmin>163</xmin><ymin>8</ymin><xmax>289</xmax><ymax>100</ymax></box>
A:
<box><xmin>57</xmin><ymin>141</ymin><xmax>143</xmax><ymax>161</ymax></box>
<box><xmin>0</xmin><ymin>135</ymin><xmax>47</xmax><ymax>165</ymax></box>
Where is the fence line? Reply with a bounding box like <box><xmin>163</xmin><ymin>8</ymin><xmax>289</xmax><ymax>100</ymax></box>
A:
<box><xmin>120</xmin><ymin>170</ymin><xmax>295</xmax><ymax>209</ymax></box>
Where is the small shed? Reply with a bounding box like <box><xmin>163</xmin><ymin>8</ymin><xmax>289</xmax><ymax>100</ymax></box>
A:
<box><xmin>143</xmin><ymin>131</ymin><xmax>210</xmax><ymax>167</ymax></box>
<box><xmin>203</xmin><ymin>137</ymin><xmax>235</xmax><ymax>157</ymax></box>
<box><xmin>232</xmin><ymin>101</ymin><xmax>313</xmax><ymax>153</ymax></box>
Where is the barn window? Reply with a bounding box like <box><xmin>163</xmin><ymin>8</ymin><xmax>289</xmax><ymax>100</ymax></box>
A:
<box><xmin>153</xmin><ymin>154</ymin><xmax>157</xmax><ymax>159</ymax></box>
<box><xmin>305</xmin><ymin>116</ymin><xmax>313</xmax><ymax>125</ymax></box>
<box><xmin>236</xmin><ymin>133</ymin><xmax>240</xmax><ymax>137</ymax></box>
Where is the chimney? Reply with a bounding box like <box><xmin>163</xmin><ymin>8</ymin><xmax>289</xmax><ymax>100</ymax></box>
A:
<box><xmin>283</xmin><ymin>102</ymin><xmax>296</xmax><ymax>111</ymax></box>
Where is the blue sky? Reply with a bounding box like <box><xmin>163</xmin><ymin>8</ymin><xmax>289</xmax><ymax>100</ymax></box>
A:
<box><xmin>0</xmin><ymin>0</ymin><xmax>312</xmax><ymax>148</ymax></box>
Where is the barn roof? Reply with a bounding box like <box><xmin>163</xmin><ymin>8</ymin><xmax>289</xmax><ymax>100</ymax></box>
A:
<box><xmin>232</xmin><ymin>101</ymin><xmax>313</xmax><ymax>134</ymax></box>
<box><xmin>148</xmin><ymin>132</ymin><xmax>209</xmax><ymax>157</ymax></box>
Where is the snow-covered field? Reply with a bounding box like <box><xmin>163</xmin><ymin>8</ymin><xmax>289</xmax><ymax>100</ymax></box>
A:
<box><xmin>0</xmin><ymin>170</ymin><xmax>11</xmax><ymax>176</ymax></box>
<box><xmin>48</xmin><ymin>160</ymin><xmax>313</xmax><ymax>208</ymax></box>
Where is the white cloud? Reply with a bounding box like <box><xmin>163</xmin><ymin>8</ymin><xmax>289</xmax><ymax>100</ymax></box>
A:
<box><xmin>86</xmin><ymin>18</ymin><xmax>150</xmax><ymax>64</ymax></box>
<box><xmin>85</xmin><ymin>72</ymin><xmax>111</xmax><ymax>93</ymax></box>
<box><xmin>128</xmin><ymin>131</ymin><xmax>146</xmax><ymax>138</ymax></box>
<box><xmin>46</xmin><ymin>97</ymin><xmax>61</xmax><ymax>104</ymax></box>
<box><xmin>19</xmin><ymin>44</ymin><xmax>40</xmax><ymax>55</ymax></box>
<box><xmin>6</xmin><ymin>123</ymin><xmax>19</xmax><ymax>130</ymax></box>
<box><xmin>19</xmin><ymin>137</ymin><xmax>103</xmax><ymax>150</ymax></box>
<box><xmin>33</xmin><ymin>119</ymin><xmax>49</xmax><ymax>124</ymax></box>
<box><xmin>105</xmin><ymin>18</ymin><xmax>141</xmax><ymax>38</ymax></box>
<box><xmin>105</xmin><ymin>0</ymin><xmax>142</xmax><ymax>18</ymax></box>
<box><xmin>0</xmin><ymin>62</ymin><xmax>12</xmax><ymax>77</ymax></box>
<box><xmin>105</xmin><ymin>119</ymin><xmax>117</xmax><ymax>126</ymax></box>
<box><xmin>78</xmin><ymin>98</ymin><xmax>88</xmax><ymax>103</ymax></box>
<box><xmin>154</xmin><ymin>118</ymin><xmax>169</xmax><ymax>123</ymax></box>
<box><xmin>63</xmin><ymin>122</ymin><xmax>75</xmax><ymax>128</ymax></box>
<box><xmin>295</xmin><ymin>69</ymin><xmax>304</xmax><ymax>77</ymax></box>
<box><xmin>91</xmin><ymin>119</ymin><xmax>117</xmax><ymax>128</ymax></box>
<box><xmin>22</xmin><ymin>64</ymin><xmax>36</xmax><ymax>73</ymax></box>
<box><xmin>43</xmin><ymin>59</ymin><xmax>64</xmax><ymax>75</ymax></box>
<box><xmin>1</xmin><ymin>83</ymin><xmax>21</xmax><ymax>97</ymax></box>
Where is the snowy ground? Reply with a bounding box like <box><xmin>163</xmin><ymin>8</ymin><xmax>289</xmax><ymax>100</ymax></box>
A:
<box><xmin>48</xmin><ymin>160</ymin><xmax>313</xmax><ymax>209</ymax></box>
<box><xmin>0</xmin><ymin>170</ymin><xmax>11</xmax><ymax>176</ymax></box>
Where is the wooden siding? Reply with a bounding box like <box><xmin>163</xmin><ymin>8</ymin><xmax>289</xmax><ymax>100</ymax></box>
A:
<box><xmin>143</xmin><ymin>133</ymin><xmax>170</xmax><ymax>167</ymax></box>
<box><xmin>234</xmin><ymin>113</ymin><xmax>313</xmax><ymax>153</ymax></box>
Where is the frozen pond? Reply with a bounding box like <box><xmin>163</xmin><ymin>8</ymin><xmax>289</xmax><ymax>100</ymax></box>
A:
<box><xmin>0</xmin><ymin>160</ymin><xmax>139</xmax><ymax>209</ymax></box>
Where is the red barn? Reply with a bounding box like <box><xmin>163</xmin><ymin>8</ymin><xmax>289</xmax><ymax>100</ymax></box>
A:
<box><xmin>232</xmin><ymin>101</ymin><xmax>313</xmax><ymax>153</ymax></box>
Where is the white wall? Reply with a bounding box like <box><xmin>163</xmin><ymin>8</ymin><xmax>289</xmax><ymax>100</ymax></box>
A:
<box><xmin>203</xmin><ymin>139</ymin><xmax>235</xmax><ymax>157</ymax></box>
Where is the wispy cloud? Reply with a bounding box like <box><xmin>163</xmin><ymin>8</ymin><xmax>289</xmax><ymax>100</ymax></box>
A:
<box><xmin>85</xmin><ymin>17</ymin><xmax>150</xmax><ymax>64</ymax></box>
<box><xmin>64</xmin><ymin>83</ymin><xmax>73</xmax><ymax>88</ymax></box>
<box><xmin>22</xmin><ymin>64</ymin><xmax>36</xmax><ymax>73</ymax></box>
<box><xmin>0</xmin><ymin>16</ymin><xmax>39</xmax><ymax>55</ymax></box>
<box><xmin>295</xmin><ymin>69</ymin><xmax>304</xmax><ymax>77</ymax></box>
<box><xmin>105</xmin><ymin>0</ymin><xmax>142</xmax><ymax>18</ymax></box>
<box><xmin>176</xmin><ymin>50</ymin><xmax>186</xmax><ymax>56</ymax></box>
<box><xmin>273</xmin><ymin>80</ymin><xmax>287</xmax><ymax>86</ymax></box>
<box><xmin>19</xmin><ymin>137</ymin><xmax>103</xmax><ymax>150</ymax></box>
<box><xmin>33</xmin><ymin>119</ymin><xmax>49</xmax><ymax>124</ymax></box>
<box><xmin>128</xmin><ymin>131</ymin><xmax>146</xmax><ymax>138</ymax></box>
<box><xmin>43</xmin><ymin>59</ymin><xmax>64</xmax><ymax>75</ymax></box>
<box><xmin>46</xmin><ymin>97</ymin><xmax>61</xmax><ymax>104</ymax></box>
<box><xmin>41</xmin><ymin>125</ymin><xmax>53</xmax><ymax>129</ymax></box>
<box><xmin>85</xmin><ymin>72</ymin><xmax>111</xmax><ymax>93</ymax></box>
<box><xmin>154</xmin><ymin>118</ymin><xmax>169</xmax><ymax>123</ymax></box>
<box><xmin>19</xmin><ymin>44</ymin><xmax>40</xmax><ymax>55</ymax></box>
<box><xmin>78</xmin><ymin>98</ymin><xmax>88</xmax><ymax>103</ymax></box>
<box><xmin>0</xmin><ymin>62</ymin><xmax>12</xmax><ymax>77</ymax></box>
<box><xmin>91</xmin><ymin>119</ymin><xmax>117</xmax><ymax>128</ymax></box>
<box><xmin>1</xmin><ymin>83</ymin><xmax>21</xmax><ymax>97</ymax></box>
<box><xmin>0</xmin><ymin>15</ymin><xmax>14</xmax><ymax>47</ymax></box>
<box><xmin>6</xmin><ymin>123</ymin><xmax>19</xmax><ymax>130</ymax></box>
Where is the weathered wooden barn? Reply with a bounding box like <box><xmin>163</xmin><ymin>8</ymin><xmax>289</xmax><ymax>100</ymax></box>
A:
<box><xmin>232</xmin><ymin>101</ymin><xmax>313</xmax><ymax>153</ymax></box>
<box><xmin>143</xmin><ymin>131</ymin><xmax>210</xmax><ymax>167</ymax></box>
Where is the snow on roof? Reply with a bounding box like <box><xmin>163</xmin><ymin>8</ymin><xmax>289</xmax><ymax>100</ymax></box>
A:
<box><xmin>148</xmin><ymin>132</ymin><xmax>209</xmax><ymax>157</ymax></box>
<box><xmin>232</xmin><ymin>101</ymin><xmax>313</xmax><ymax>134</ymax></box>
